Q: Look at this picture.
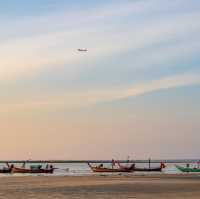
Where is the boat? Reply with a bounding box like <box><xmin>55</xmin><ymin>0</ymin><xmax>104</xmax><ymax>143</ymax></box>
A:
<box><xmin>11</xmin><ymin>167</ymin><xmax>54</xmax><ymax>174</ymax></box>
<box><xmin>11</xmin><ymin>163</ymin><xmax>55</xmax><ymax>174</ymax></box>
<box><xmin>88</xmin><ymin>161</ymin><xmax>135</xmax><ymax>173</ymax></box>
<box><xmin>176</xmin><ymin>164</ymin><xmax>200</xmax><ymax>172</ymax></box>
<box><xmin>134</xmin><ymin>162</ymin><xmax>166</xmax><ymax>172</ymax></box>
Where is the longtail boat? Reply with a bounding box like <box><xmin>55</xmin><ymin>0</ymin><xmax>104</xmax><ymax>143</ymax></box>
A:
<box><xmin>134</xmin><ymin>162</ymin><xmax>166</xmax><ymax>172</ymax></box>
<box><xmin>176</xmin><ymin>164</ymin><xmax>200</xmax><ymax>173</ymax></box>
<box><xmin>88</xmin><ymin>162</ymin><xmax>135</xmax><ymax>173</ymax></box>
<box><xmin>11</xmin><ymin>163</ymin><xmax>55</xmax><ymax>174</ymax></box>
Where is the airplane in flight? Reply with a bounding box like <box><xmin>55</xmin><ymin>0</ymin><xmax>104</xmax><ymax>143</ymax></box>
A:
<box><xmin>77</xmin><ymin>48</ymin><xmax>88</xmax><ymax>52</ymax></box>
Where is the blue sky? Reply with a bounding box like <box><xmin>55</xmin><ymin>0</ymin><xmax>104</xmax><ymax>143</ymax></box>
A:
<box><xmin>0</xmin><ymin>0</ymin><xmax>200</xmax><ymax>159</ymax></box>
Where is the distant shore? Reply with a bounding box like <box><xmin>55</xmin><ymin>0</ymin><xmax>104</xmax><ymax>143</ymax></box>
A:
<box><xmin>1</xmin><ymin>174</ymin><xmax>200</xmax><ymax>198</ymax></box>
<box><xmin>0</xmin><ymin>159</ymin><xmax>199</xmax><ymax>163</ymax></box>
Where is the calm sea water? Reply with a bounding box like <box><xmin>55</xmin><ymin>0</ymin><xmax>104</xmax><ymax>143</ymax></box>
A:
<box><xmin>0</xmin><ymin>162</ymin><xmax>193</xmax><ymax>177</ymax></box>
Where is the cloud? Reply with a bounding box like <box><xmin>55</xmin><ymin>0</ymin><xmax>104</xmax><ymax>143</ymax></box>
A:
<box><xmin>0</xmin><ymin>0</ymin><xmax>199</xmax><ymax>81</ymax></box>
<box><xmin>50</xmin><ymin>72</ymin><xmax>200</xmax><ymax>106</ymax></box>
<box><xmin>1</xmin><ymin>0</ymin><xmax>200</xmax><ymax>159</ymax></box>
<box><xmin>1</xmin><ymin>72</ymin><xmax>200</xmax><ymax>113</ymax></box>
<box><xmin>0</xmin><ymin>0</ymin><xmax>200</xmax><ymax>113</ymax></box>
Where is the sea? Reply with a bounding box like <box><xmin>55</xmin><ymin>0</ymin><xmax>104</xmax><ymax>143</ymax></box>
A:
<box><xmin>0</xmin><ymin>162</ymin><xmax>197</xmax><ymax>177</ymax></box>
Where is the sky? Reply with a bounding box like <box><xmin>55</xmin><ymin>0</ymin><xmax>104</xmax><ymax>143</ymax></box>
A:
<box><xmin>0</xmin><ymin>0</ymin><xmax>200</xmax><ymax>160</ymax></box>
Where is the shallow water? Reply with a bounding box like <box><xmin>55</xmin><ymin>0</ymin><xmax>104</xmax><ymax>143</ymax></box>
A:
<box><xmin>0</xmin><ymin>162</ymin><xmax>191</xmax><ymax>177</ymax></box>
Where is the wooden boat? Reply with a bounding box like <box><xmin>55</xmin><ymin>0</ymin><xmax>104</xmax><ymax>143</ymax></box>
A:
<box><xmin>176</xmin><ymin>164</ymin><xmax>200</xmax><ymax>172</ymax></box>
<box><xmin>134</xmin><ymin>162</ymin><xmax>166</xmax><ymax>172</ymax></box>
<box><xmin>11</xmin><ymin>164</ymin><xmax>55</xmax><ymax>174</ymax></box>
<box><xmin>88</xmin><ymin>162</ymin><xmax>135</xmax><ymax>173</ymax></box>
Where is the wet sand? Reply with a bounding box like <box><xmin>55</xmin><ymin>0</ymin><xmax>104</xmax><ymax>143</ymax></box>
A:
<box><xmin>0</xmin><ymin>174</ymin><xmax>200</xmax><ymax>198</ymax></box>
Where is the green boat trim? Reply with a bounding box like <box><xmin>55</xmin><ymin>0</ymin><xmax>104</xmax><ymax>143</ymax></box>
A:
<box><xmin>175</xmin><ymin>165</ymin><xmax>200</xmax><ymax>172</ymax></box>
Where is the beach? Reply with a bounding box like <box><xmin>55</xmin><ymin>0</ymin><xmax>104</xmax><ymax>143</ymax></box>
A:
<box><xmin>1</xmin><ymin>174</ymin><xmax>200</xmax><ymax>199</ymax></box>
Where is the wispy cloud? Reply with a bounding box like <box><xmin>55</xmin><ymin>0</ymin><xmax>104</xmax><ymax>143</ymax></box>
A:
<box><xmin>0</xmin><ymin>0</ymin><xmax>199</xmax><ymax>81</ymax></box>
<box><xmin>0</xmin><ymin>0</ymin><xmax>200</xmax><ymax>111</ymax></box>
<box><xmin>1</xmin><ymin>72</ymin><xmax>200</xmax><ymax>113</ymax></box>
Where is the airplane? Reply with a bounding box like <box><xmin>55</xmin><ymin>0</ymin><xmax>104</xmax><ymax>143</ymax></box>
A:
<box><xmin>77</xmin><ymin>48</ymin><xmax>88</xmax><ymax>52</ymax></box>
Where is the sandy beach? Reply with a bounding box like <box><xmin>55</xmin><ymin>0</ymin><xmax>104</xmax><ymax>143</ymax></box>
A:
<box><xmin>0</xmin><ymin>174</ymin><xmax>200</xmax><ymax>199</ymax></box>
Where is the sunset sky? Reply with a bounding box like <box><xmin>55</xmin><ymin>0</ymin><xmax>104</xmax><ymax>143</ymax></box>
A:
<box><xmin>0</xmin><ymin>0</ymin><xmax>200</xmax><ymax>160</ymax></box>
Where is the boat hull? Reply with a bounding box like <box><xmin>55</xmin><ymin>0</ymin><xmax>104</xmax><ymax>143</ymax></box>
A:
<box><xmin>11</xmin><ymin>167</ymin><xmax>54</xmax><ymax>174</ymax></box>
<box><xmin>134</xmin><ymin>167</ymin><xmax>162</xmax><ymax>172</ymax></box>
<box><xmin>88</xmin><ymin>163</ymin><xmax>135</xmax><ymax>173</ymax></box>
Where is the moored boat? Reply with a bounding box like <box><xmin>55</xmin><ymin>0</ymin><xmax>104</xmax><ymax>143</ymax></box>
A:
<box><xmin>11</xmin><ymin>163</ymin><xmax>55</xmax><ymax>174</ymax></box>
<box><xmin>88</xmin><ymin>161</ymin><xmax>135</xmax><ymax>173</ymax></box>
<box><xmin>176</xmin><ymin>164</ymin><xmax>200</xmax><ymax>173</ymax></box>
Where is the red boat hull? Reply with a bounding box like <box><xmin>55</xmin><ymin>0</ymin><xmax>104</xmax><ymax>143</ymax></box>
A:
<box><xmin>11</xmin><ymin>167</ymin><xmax>54</xmax><ymax>174</ymax></box>
<box><xmin>88</xmin><ymin>163</ymin><xmax>135</xmax><ymax>173</ymax></box>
